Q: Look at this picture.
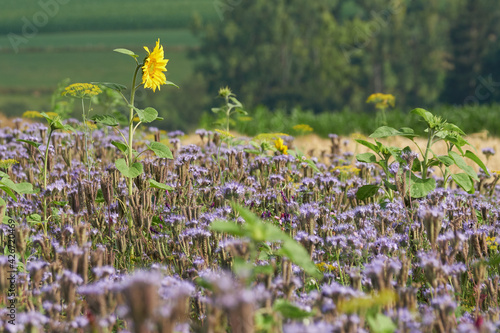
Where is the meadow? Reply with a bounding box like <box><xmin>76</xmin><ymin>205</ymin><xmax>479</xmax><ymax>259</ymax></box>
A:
<box><xmin>0</xmin><ymin>103</ymin><xmax>500</xmax><ymax>331</ymax></box>
<box><xmin>2</xmin><ymin>3</ymin><xmax>500</xmax><ymax>331</ymax></box>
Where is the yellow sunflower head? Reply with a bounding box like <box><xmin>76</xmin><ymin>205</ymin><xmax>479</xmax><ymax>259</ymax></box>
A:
<box><xmin>142</xmin><ymin>39</ymin><xmax>169</xmax><ymax>92</ymax></box>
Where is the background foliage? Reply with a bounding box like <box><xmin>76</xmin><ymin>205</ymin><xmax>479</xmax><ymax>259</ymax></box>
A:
<box><xmin>1</xmin><ymin>0</ymin><xmax>500</xmax><ymax>133</ymax></box>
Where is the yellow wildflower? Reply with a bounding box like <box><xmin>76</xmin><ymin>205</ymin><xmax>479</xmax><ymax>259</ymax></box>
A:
<box><xmin>215</xmin><ymin>129</ymin><xmax>235</xmax><ymax>139</ymax></box>
<box><xmin>254</xmin><ymin>133</ymin><xmax>289</xmax><ymax>141</ymax></box>
<box><xmin>22</xmin><ymin>111</ymin><xmax>43</xmax><ymax>118</ymax></box>
<box><xmin>62</xmin><ymin>83</ymin><xmax>102</xmax><ymax>99</ymax></box>
<box><xmin>293</xmin><ymin>124</ymin><xmax>313</xmax><ymax>134</ymax></box>
<box><xmin>85</xmin><ymin>120</ymin><xmax>97</xmax><ymax>130</ymax></box>
<box><xmin>45</xmin><ymin>112</ymin><xmax>59</xmax><ymax>119</ymax></box>
<box><xmin>0</xmin><ymin>159</ymin><xmax>19</xmax><ymax>169</ymax></box>
<box><xmin>486</xmin><ymin>236</ymin><xmax>498</xmax><ymax>251</ymax></box>
<box><xmin>275</xmin><ymin>137</ymin><xmax>288</xmax><ymax>155</ymax></box>
<box><xmin>132</xmin><ymin>116</ymin><xmax>140</xmax><ymax>122</ymax></box>
<box><xmin>142</xmin><ymin>39</ymin><xmax>169</xmax><ymax>92</ymax></box>
<box><xmin>316</xmin><ymin>262</ymin><xmax>336</xmax><ymax>272</ymax></box>
<box><xmin>366</xmin><ymin>93</ymin><xmax>396</xmax><ymax>109</ymax></box>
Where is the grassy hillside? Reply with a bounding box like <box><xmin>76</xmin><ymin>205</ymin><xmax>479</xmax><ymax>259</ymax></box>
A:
<box><xmin>0</xmin><ymin>0</ymin><xmax>217</xmax><ymax>34</ymax></box>
<box><xmin>0</xmin><ymin>1</ymin><xmax>216</xmax><ymax>122</ymax></box>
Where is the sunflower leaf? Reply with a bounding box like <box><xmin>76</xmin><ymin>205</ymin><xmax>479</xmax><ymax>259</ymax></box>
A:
<box><xmin>91</xmin><ymin>115</ymin><xmax>119</xmax><ymax>127</ymax></box>
<box><xmin>135</xmin><ymin>107</ymin><xmax>158</xmax><ymax>124</ymax></box>
<box><xmin>166</xmin><ymin>81</ymin><xmax>179</xmax><ymax>89</ymax></box>
<box><xmin>17</xmin><ymin>139</ymin><xmax>42</xmax><ymax>149</ymax></box>
<box><xmin>115</xmin><ymin>159</ymin><xmax>143</xmax><ymax>178</ymax></box>
<box><xmin>147</xmin><ymin>142</ymin><xmax>173</xmax><ymax>159</ymax></box>
<box><xmin>113</xmin><ymin>48</ymin><xmax>139</xmax><ymax>58</ymax></box>
<box><xmin>93</xmin><ymin>82</ymin><xmax>128</xmax><ymax>92</ymax></box>
<box><xmin>148</xmin><ymin>179</ymin><xmax>174</xmax><ymax>191</ymax></box>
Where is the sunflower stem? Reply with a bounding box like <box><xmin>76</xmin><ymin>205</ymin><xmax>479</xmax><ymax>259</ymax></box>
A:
<box><xmin>127</xmin><ymin>64</ymin><xmax>142</xmax><ymax>198</ymax></box>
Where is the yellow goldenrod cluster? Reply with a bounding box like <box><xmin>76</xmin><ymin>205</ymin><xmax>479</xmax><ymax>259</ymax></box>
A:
<box><xmin>45</xmin><ymin>112</ymin><xmax>59</xmax><ymax>119</ymax></box>
<box><xmin>366</xmin><ymin>93</ymin><xmax>396</xmax><ymax>109</ymax></box>
<box><xmin>253</xmin><ymin>133</ymin><xmax>289</xmax><ymax>141</ymax></box>
<box><xmin>85</xmin><ymin>120</ymin><xmax>97</xmax><ymax>130</ymax></box>
<box><xmin>274</xmin><ymin>137</ymin><xmax>288</xmax><ymax>155</ymax></box>
<box><xmin>333</xmin><ymin>165</ymin><xmax>361</xmax><ymax>176</ymax></box>
<box><xmin>0</xmin><ymin>159</ymin><xmax>19</xmax><ymax>169</ymax></box>
<box><xmin>486</xmin><ymin>236</ymin><xmax>498</xmax><ymax>251</ymax></box>
<box><xmin>238</xmin><ymin>116</ymin><xmax>253</xmax><ymax>122</ymax></box>
<box><xmin>62</xmin><ymin>83</ymin><xmax>102</xmax><ymax>99</ymax></box>
<box><xmin>214</xmin><ymin>129</ymin><xmax>235</xmax><ymax>139</ymax></box>
<box><xmin>293</xmin><ymin>124</ymin><xmax>314</xmax><ymax>134</ymax></box>
<box><xmin>22</xmin><ymin>111</ymin><xmax>43</xmax><ymax>118</ymax></box>
<box><xmin>350</xmin><ymin>132</ymin><xmax>367</xmax><ymax>141</ymax></box>
<box><xmin>316</xmin><ymin>262</ymin><xmax>336</xmax><ymax>272</ymax></box>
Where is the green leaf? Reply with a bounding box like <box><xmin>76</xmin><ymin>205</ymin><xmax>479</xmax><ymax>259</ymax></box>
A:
<box><xmin>12</xmin><ymin>182</ymin><xmax>35</xmax><ymax>195</ymax></box>
<box><xmin>17</xmin><ymin>139</ymin><xmax>42</xmax><ymax>149</ymax></box>
<box><xmin>397</xmin><ymin>127</ymin><xmax>417</xmax><ymax>139</ymax></box>
<box><xmin>111</xmin><ymin>141</ymin><xmax>128</xmax><ymax>153</ymax></box>
<box><xmin>115</xmin><ymin>159</ymin><xmax>143</xmax><ymax>178</ymax></box>
<box><xmin>210</xmin><ymin>220</ymin><xmax>246</xmax><ymax>237</ymax></box>
<box><xmin>273</xmin><ymin>299</ymin><xmax>314</xmax><ymax>319</ymax></box>
<box><xmin>166</xmin><ymin>81</ymin><xmax>179</xmax><ymax>88</ymax></box>
<box><xmin>383</xmin><ymin>179</ymin><xmax>397</xmax><ymax>192</ymax></box>
<box><xmin>91</xmin><ymin>115</ymin><xmax>119</xmax><ymax>127</ymax></box>
<box><xmin>134</xmin><ymin>107</ymin><xmax>158</xmax><ymax>124</ymax></box>
<box><xmin>449</xmin><ymin>151</ymin><xmax>479</xmax><ymax>181</ymax></box>
<box><xmin>306</xmin><ymin>159</ymin><xmax>320</xmax><ymax>173</ymax></box>
<box><xmin>356</xmin><ymin>152</ymin><xmax>377</xmax><ymax>163</ymax></box>
<box><xmin>148</xmin><ymin>179</ymin><xmax>174</xmax><ymax>191</ymax></box>
<box><xmin>92</xmin><ymin>82</ymin><xmax>127</xmax><ymax>92</ymax></box>
<box><xmin>253</xmin><ymin>264</ymin><xmax>274</xmax><ymax>275</ymax></box>
<box><xmin>451</xmin><ymin>173</ymin><xmax>474</xmax><ymax>192</ymax></box>
<box><xmin>278</xmin><ymin>240</ymin><xmax>322</xmax><ymax>279</ymax></box>
<box><xmin>0</xmin><ymin>178</ymin><xmax>35</xmax><ymax>195</ymax></box>
<box><xmin>409</xmin><ymin>174</ymin><xmax>436</xmax><ymax>198</ymax></box>
<box><xmin>442</xmin><ymin>122</ymin><xmax>466</xmax><ymax>136</ymax></box>
<box><xmin>367</xmin><ymin>313</ymin><xmax>397</xmax><ymax>333</ymax></box>
<box><xmin>356</xmin><ymin>185</ymin><xmax>380</xmax><ymax>200</ymax></box>
<box><xmin>113</xmin><ymin>48</ymin><xmax>139</xmax><ymax>58</ymax></box>
<box><xmin>436</xmin><ymin>155</ymin><xmax>454</xmax><ymax>167</ymax></box>
<box><xmin>411</xmin><ymin>108</ymin><xmax>435</xmax><ymax>126</ymax></box>
<box><xmin>27</xmin><ymin>213</ymin><xmax>41</xmax><ymax>223</ymax></box>
<box><xmin>370</xmin><ymin>126</ymin><xmax>401</xmax><ymax>138</ymax></box>
<box><xmin>147</xmin><ymin>142</ymin><xmax>173</xmax><ymax>159</ymax></box>
<box><xmin>0</xmin><ymin>184</ymin><xmax>17</xmax><ymax>201</ymax></box>
<box><xmin>355</xmin><ymin>139</ymin><xmax>379</xmax><ymax>153</ymax></box>
<box><xmin>465</xmin><ymin>150</ymin><xmax>490</xmax><ymax>176</ymax></box>
<box><xmin>211</xmin><ymin>107</ymin><xmax>222</xmax><ymax>114</ymax></box>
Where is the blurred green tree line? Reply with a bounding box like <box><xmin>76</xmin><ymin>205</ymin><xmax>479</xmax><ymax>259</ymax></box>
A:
<box><xmin>188</xmin><ymin>0</ymin><xmax>500</xmax><ymax>114</ymax></box>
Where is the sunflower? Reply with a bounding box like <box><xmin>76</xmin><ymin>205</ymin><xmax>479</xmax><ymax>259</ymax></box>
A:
<box><xmin>142</xmin><ymin>39</ymin><xmax>169</xmax><ymax>92</ymax></box>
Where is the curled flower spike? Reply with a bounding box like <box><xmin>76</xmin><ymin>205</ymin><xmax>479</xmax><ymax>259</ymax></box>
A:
<box><xmin>142</xmin><ymin>39</ymin><xmax>169</xmax><ymax>92</ymax></box>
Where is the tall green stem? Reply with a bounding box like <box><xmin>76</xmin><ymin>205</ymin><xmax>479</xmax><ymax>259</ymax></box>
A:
<box><xmin>422</xmin><ymin>129</ymin><xmax>434</xmax><ymax>180</ymax></box>
<box><xmin>42</xmin><ymin>128</ymin><xmax>53</xmax><ymax>227</ymax></box>
<box><xmin>127</xmin><ymin>65</ymin><xmax>141</xmax><ymax>197</ymax></box>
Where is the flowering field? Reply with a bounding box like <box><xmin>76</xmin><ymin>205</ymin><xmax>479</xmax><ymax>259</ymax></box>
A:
<box><xmin>2</xmin><ymin>40</ymin><xmax>500</xmax><ymax>333</ymax></box>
